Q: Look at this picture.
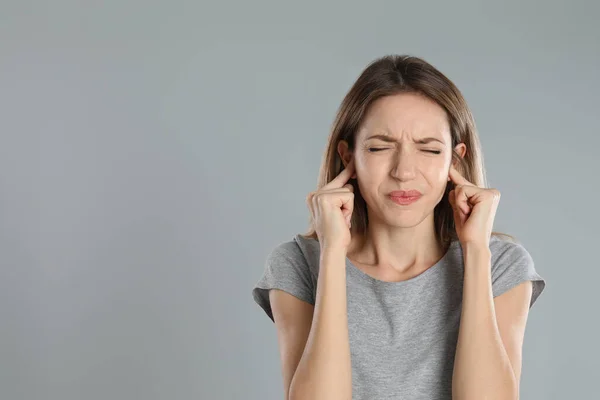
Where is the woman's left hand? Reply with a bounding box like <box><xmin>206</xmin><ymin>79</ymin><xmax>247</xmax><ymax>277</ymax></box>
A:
<box><xmin>448</xmin><ymin>164</ymin><xmax>501</xmax><ymax>248</ymax></box>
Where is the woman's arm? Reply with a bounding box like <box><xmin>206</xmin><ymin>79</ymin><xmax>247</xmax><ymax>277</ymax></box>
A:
<box><xmin>279</xmin><ymin>247</ymin><xmax>352</xmax><ymax>400</ymax></box>
<box><xmin>452</xmin><ymin>244</ymin><xmax>519</xmax><ymax>400</ymax></box>
<box><xmin>270</xmin><ymin>289</ymin><xmax>314</xmax><ymax>400</ymax></box>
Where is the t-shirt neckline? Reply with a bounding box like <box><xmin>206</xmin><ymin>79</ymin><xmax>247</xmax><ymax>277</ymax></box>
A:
<box><xmin>345</xmin><ymin>241</ymin><xmax>458</xmax><ymax>287</ymax></box>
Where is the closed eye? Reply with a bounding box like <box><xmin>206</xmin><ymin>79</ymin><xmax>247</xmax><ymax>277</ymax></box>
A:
<box><xmin>367</xmin><ymin>148</ymin><xmax>441</xmax><ymax>155</ymax></box>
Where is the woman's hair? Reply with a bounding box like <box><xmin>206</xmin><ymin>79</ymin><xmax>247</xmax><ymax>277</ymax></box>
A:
<box><xmin>300</xmin><ymin>54</ymin><xmax>515</xmax><ymax>247</ymax></box>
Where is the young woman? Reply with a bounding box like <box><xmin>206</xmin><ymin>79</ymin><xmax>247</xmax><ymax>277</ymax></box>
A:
<box><xmin>252</xmin><ymin>54</ymin><xmax>546</xmax><ymax>400</ymax></box>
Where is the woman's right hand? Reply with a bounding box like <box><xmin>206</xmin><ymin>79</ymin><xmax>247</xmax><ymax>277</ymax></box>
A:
<box><xmin>306</xmin><ymin>157</ymin><xmax>356</xmax><ymax>251</ymax></box>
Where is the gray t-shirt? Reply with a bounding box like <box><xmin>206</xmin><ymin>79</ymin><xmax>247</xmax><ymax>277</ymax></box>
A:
<box><xmin>252</xmin><ymin>233</ymin><xmax>546</xmax><ymax>400</ymax></box>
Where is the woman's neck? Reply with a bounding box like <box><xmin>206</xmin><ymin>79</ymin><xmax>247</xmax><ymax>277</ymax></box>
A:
<box><xmin>348</xmin><ymin>226</ymin><xmax>445</xmax><ymax>274</ymax></box>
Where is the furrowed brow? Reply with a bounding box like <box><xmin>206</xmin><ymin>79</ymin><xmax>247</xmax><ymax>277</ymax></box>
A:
<box><xmin>365</xmin><ymin>134</ymin><xmax>444</xmax><ymax>145</ymax></box>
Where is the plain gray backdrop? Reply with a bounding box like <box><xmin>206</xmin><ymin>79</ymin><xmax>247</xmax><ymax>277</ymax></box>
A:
<box><xmin>1</xmin><ymin>0</ymin><xmax>598</xmax><ymax>399</ymax></box>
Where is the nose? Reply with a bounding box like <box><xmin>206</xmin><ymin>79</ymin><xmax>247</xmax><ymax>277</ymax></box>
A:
<box><xmin>390</xmin><ymin>148</ymin><xmax>417</xmax><ymax>181</ymax></box>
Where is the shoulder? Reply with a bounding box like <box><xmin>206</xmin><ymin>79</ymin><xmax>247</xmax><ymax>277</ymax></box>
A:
<box><xmin>487</xmin><ymin>235</ymin><xmax>546</xmax><ymax>306</ymax></box>
<box><xmin>252</xmin><ymin>235</ymin><xmax>319</xmax><ymax>322</ymax></box>
<box><xmin>451</xmin><ymin>235</ymin><xmax>535</xmax><ymax>277</ymax></box>
<box><xmin>291</xmin><ymin>233</ymin><xmax>322</xmax><ymax>273</ymax></box>
<box><xmin>488</xmin><ymin>235</ymin><xmax>534</xmax><ymax>272</ymax></box>
<box><xmin>267</xmin><ymin>237</ymin><xmax>304</xmax><ymax>261</ymax></box>
<box><xmin>263</xmin><ymin>234</ymin><xmax>321</xmax><ymax>276</ymax></box>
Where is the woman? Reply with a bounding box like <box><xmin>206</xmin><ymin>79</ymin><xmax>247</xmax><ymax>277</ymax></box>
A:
<box><xmin>252</xmin><ymin>54</ymin><xmax>546</xmax><ymax>400</ymax></box>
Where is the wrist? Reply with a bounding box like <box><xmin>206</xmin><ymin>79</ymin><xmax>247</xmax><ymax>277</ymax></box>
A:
<box><xmin>461</xmin><ymin>241</ymin><xmax>491</xmax><ymax>264</ymax></box>
<box><xmin>460</xmin><ymin>240</ymin><xmax>490</xmax><ymax>252</ymax></box>
<box><xmin>320</xmin><ymin>245</ymin><xmax>348</xmax><ymax>257</ymax></box>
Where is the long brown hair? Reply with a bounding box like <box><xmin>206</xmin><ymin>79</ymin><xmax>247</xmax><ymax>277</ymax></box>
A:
<box><xmin>300</xmin><ymin>54</ymin><xmax>515</xmax><ymax>248</ymax></box>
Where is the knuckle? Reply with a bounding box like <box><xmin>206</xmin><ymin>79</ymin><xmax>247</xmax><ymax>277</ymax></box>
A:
<box><xmin>306</xmin><ymin>192</ymin><xmax>314</xmax><ymax>203</ymax></box>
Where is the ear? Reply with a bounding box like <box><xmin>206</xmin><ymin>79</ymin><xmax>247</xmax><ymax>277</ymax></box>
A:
<box><xmin>338</xmin><ymin>140</ymin><xmax>357</xmax><ymax>179</ymax></box>
<box><xmin>454</xmin><ymin>143</ymin><xmax>467</xmax><ymax>161</ymax></box>
<box><xmin>448</xmin><ymin>143</ymin><xmax>467</xmax><ymax>181</ymax></box>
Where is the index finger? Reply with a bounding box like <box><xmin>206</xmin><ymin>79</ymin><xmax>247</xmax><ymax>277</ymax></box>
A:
<box><xmin>448</xmin><ymin>164</ymin><xmax>473</xmax><ymax>186</ymax></box>
<box><xmin>325</xmin><ymin>157</ymin><xmax>355</xmax><ymax>189</ymax></box>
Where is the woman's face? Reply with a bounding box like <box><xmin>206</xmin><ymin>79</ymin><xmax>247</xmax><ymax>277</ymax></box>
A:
<box><xmin>341</xmin><ymin>92</ymin><xmax>466</xmax><ymax>226</ymax></box>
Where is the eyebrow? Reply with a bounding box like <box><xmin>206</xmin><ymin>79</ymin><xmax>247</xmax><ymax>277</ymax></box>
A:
<box><xmin>365</xmin><ymin>134</ymin><xmax>445</xmax><ymax>145</ymax></box>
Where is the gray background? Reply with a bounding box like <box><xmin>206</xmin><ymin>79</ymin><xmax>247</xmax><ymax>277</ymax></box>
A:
<box><xmin>1</xmin><ymin>0</ymin><xmax>597</xmax><ymax>399</ymax></box>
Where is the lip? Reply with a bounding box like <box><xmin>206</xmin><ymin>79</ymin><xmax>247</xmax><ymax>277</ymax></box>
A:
<box><xmin>388</xmin><ymin>190</ymin><xmax>422</xmax><ymax>206</ymax></box>
<box><xmin>389</xmin><ymin>195</ymin><xmax>421</xmax><ymax>206</ymax></box>
<box><xmin>389</xmin><ymin>190</ymin><xmax>422</xmax><ymax>197</ymax></box>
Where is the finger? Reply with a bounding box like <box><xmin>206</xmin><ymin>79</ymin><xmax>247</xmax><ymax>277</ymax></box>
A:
<box><xmin>448</xmin><ymin>164</ymin><xmax>474</xmax><ymax>187</ymax></box>
<box><xmin>312</xmin><ymin>189</ymin><xmax>354</xmax><ymax>206</ymax></box>
<box><xmin>453</xmin><ymin>186</ymin><xmax>473</xmax><ymax>215</ymax></box>
<box><xmin>324</xmin><ymin>157</ymin><xmax>355</xmax><ymax>190</ymax></box>
<box><xmin>456</xmin><ymin>184</ymin><xmax>484</xmax><ymax>200</ymax></box>
<box><xmin>307</xmin><ymin>183</ymin><xmax>354</xmax><ymax>212</ymax></box>
<box><xmin>450</xmin><ymin>190</ymin><xmax>467</xmax><ymax>215</ymax></box>
<box><xmin>315</xmin><ymin>192</ymin><xmax>354</xmax><ymax>220</ymax></box>
<box><xmin>320</xmin><ymin>186</ymin><xmax>354</xmax><ymax>195</ymax></box>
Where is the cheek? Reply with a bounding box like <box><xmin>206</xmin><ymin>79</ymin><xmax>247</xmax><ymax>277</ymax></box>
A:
<box><xmin>354</xmin><ymin>165</ymin><xmax>383</xmax><ymax>199</ymax></box>
<box><xmin>421</xmin><ymin>159</ymin><xmax>448</xmax><ymax>183</ymax></box>
<box><xmin>357</xmin><ymin>158</ymin><xmax>386</xmax><ymax>182</ymax></box>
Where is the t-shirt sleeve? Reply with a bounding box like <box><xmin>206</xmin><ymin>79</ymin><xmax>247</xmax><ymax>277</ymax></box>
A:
<box><xmin>491</xmin><ymin>240</ymin><xmax>546</xmax><ymax>308</ymax></box>
<box><xmin>252</xmin><ymin>240</ymin><xmax>316</xmax><ymax>322</ymax></box>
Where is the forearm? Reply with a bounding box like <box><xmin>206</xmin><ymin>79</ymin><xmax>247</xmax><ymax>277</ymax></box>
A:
<box><xmin>289</xmin><ymin>247</ymin><xmax>352</xmax><ymax>400</ymax></box>
<box><xmin>452</xmin><ymin>244</ymin><xmax>518</xmax><ymax>400</ymax></box>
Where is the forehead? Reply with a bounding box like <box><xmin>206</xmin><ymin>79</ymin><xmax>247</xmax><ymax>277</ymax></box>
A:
<box><xmin>357</xmin><ymin>93</ymin><xmax>451</xmax><ymax>143</ymax></box>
